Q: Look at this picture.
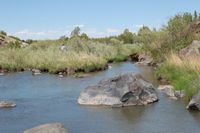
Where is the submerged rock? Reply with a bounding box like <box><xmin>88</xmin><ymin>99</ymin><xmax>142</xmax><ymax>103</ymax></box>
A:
<box><xmin>157</xmin><ymin>85</ymin><xmax>184</xmax><ymax>100</ymax></box>
<box><xmin>187</xmin><ymin>90</ymin><xmax>200</xmax><ymax>111</ymax></box>
<box><xmin>32</xmin><ymin>69</ymin><xmax>42</xmax><ymax>75</ymax></box>
<box><xmin>23</xmin><ymin>123</ymin><xmax>68</xmax><ymax>133</ymax></box>
<box><xmin>0</xmin><ymin>101</ymin><xmax>16</xmax><ymax>108</ymax></box>
<box><xmin>78</xmin><ymin>73</ymin><xmax>158</xmax><ymax>106</ymax></box>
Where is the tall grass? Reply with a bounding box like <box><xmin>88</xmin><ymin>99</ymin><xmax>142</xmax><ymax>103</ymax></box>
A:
<box><xmin>156</xmin><ymin>53</ymin><xmax>200</xmax><ymax>97</ymax></box>
<box><xmin>0</xmin><ymin>39</ymin><xmax>140</xmax><ymax>74</ymax></box>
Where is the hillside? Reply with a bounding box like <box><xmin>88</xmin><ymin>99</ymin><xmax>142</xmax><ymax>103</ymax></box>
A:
<box><xmin>0</xmin><ymin>31</ymin><xmax>28</xmax><ymax>47</ymax></box>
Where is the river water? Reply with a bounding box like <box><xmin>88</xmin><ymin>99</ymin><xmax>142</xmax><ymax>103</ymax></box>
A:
<box><xmin>0</xmin><ymin>62</ymin><xmax>200</xmax><ymax>133</ymax></box>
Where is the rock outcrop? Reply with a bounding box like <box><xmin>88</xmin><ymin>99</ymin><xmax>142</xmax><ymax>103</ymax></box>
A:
<box><xmin>0</xmin><ymin>101</ymin><xmax>16</xmax><ymax>108</ymax></box>
<box><xmin>78</xmin><ymin>73</ymin><xmax>158</xmax><ymax>107</ymax></box>
<box><xmin>23</xmin><ymin>123</ymin><xmax>68</xmax><ymax>133</ymax></box>
<box><xmin>179</xmin><ymin>40</ymin><xmax>200</xmax><ymax>57</ymax></box>
<box><xmin>187</xmin><ymin>90</ymin><xmax>200</xmax><ymax>111</ymax></box>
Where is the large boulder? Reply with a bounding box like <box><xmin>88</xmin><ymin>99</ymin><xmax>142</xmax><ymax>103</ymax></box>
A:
<box><xmin>23</xmin><ymin>123</ymin><xmax>68</xmax><ymax>133</ymax></box>
<box><xmin>187</xmin><ymin>90</ymin><xmax>200</xmax><ymax>110</ymax></box>
<box><xmin>0</xmin><ymin>101</ymin><xmax>16</xmax><ymax>108</ymax></box>
<box><xmin>179</xmin><ymin>40</ymin><xmax>200</xmax><ymax>57</ymax></box>
<box><xmin>78</xmin><ymin>73</ymin><xmax>158</xmax><ymax>107</ymax></box>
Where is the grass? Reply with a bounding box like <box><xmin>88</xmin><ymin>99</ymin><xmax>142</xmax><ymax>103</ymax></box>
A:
<box><xmin>156</xmin><ymin>53</ymin><xmax>200</xmax><ymax>97</ymax></box>
<box><xmin>0</xmin><ymin>39</ymin><xmax>140</xmax><ymax>74</ymax></box>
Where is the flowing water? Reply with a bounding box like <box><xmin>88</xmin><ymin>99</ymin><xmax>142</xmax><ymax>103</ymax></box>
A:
<box><xmin>0</xmin><ymin>62</ymin><xmax>200</xmax><ymax>133</ymax></box>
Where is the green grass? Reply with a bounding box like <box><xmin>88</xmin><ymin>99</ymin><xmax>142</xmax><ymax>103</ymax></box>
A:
<box><xmin>156</xmin><ymin>62</ymin><xmax>200</xmax><ymax>97</ymax></box>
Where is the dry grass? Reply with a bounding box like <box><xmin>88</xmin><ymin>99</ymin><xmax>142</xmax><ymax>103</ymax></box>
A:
<box><xmin>0</xmin><ymin>40</ymin><xmax>140</xmax><ymax>73</ymax></box>
<box><xmin>156</xmin><ymin>52</ymin><xmax>200</xmax><ymax>97</ymax></box>
<box><xmin>166</xmin><ymin>52</ymin><xmax>200</xmax><ymax>74</ymax></box>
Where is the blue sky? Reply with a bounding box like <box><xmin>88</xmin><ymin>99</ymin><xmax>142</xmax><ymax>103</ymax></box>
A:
<box><xmin>0</xmin><ymin>0</ymin><xmax>200</xmax><ymax>40</ymax></box>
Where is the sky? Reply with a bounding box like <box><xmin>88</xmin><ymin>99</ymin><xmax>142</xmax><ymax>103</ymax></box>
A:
<box><xmin>0</xmin><ymin>0</ymin><xmax>200</xmax><ymax>40</ymax></box>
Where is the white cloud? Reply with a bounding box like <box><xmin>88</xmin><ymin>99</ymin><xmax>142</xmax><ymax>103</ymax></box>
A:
<box><xmin>14</xmin><ymin>29</ymin><xmax>71</xmax><ymax>40</ymax></box>
<box><xmin>106</xmin><ymin>28</ymin><xmax>120</xmax><ymax>33</ymax></box>
<box><xmin>15</xmin><ymin>29</ymin><xmax>46</xmax><ymax>36</ymax></box>
<box><xmin>73</xmin><ymin>24</ymin><xmax>85</xmax><ymax>28</ymax></box>
<box><xmin>134</xmin><ymin>24</ymin><xmax>144</xmax><ymax>28</ymax></box>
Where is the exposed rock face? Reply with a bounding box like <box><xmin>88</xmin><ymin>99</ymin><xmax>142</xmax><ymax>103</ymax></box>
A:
<box><xmin>78</xmin><ymin>73</ymin><xmax>158</xmax><ymax>107</ymax></box>
<box><xmin>0</xmin><ymin>101</ymin><xmax>16</xmax><ymax>108</ymax></box>
<box><xmin>179</xmin><ymin>40</ymin><xmax>200</xmax><ymax>57</ymax></box>
<box><xmin>130</xmin><ymin>53</ymin><xmax>153</xmax><ymax>66</ymax></box>
<box><xmin>157</xmin><ymin>85</ymin><xmax>184</xmax><ymax>100</ymax></box>
<box><xmin>32</xmin><ymin>69</ymin><xmax>42</xmax><ymax>75</ymax></box>
<box><xmin>23</xmin><ymin>123</ymin><xmax>68</xmax><ymax>133</ymax></box>
<box><xmin>187</xmin><ymin>90</ymin><xmax>200</xmax><ymax>111</ymax></box>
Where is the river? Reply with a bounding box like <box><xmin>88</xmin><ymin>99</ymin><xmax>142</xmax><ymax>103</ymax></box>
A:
<box><xmin>0</xmin><ymin>62</ymin><xmax>200</xmax><ymax>133</ymax></box>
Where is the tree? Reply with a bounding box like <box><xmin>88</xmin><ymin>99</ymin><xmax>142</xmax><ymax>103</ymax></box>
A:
<box><xmin>70</xmin><ymin>26</ymin><xmax>81</xmax><ymax>38</ymax></box>
<box><xmin>138</xmin><ymin>26</ymin><xmax>152</xmax><ymax>44</ymax></box>
<box><xmin>59</xmin><ymin>35</ymin><xmax>69</xmax><ymax>41</ymax></box>
<box><xmin>80</xmin><ymin>33</ymin><xmax>89</xmax><ymax>40</ymax></box>
<box><xmin>194</xmin><ymin>10</ymin><xmax>198</xmax><ymax>21</ymax></box>
<box><xmin>118</xmin><ymin>29</ymin><xmax>134</xmax><ymax>44</ymax></box>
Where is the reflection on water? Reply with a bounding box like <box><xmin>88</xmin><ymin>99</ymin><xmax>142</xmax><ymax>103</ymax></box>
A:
<box><xmin>0</xmin><ymin>62</ymin><xmax>200</xmax><ymax>133</ymax></box>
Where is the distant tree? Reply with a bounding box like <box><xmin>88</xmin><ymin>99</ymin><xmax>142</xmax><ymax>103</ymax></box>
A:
<box><xmin>70</xmin><ymin>26</ymin><xmax>81</xmax><ymax>38</ymax></box>
<box><xmin>118</xmin><ymin>29</ymin><xmax>134</xmax><ymax>44</ymax></box>
<box><xmin>26</xmin><ymin>39</ymin><xmax>33</xmax><ymax>44</ymax></box>
<box><xmin>167</xmin><ymin>13</ymin><xmax>192</xmax><ymax>40</ymax></box>
<box><xmin>59</xmin><ymin>35</ymin><xmax>69</xmax><ymax>41</ymax></box>
<box><xmin>199</xmin><ymin>13</ymin><xmax>200</xmax><ymax>20</ymax></box>
<box><xmin>110</xmin><ymin>38</ymin><xmax>121</xmax><ymax>45</ymax></box>
<box><xmin>194</xmin><ymin>10</ymin><xmax>198</xmax><ymax>21</ymax></box>
<box><xmin>138</xmin><ymin>26</ymin><xmax>152</xmax><ymax>44</ymax></box>
<box><xmin>0</xmin><ymin>30</ymin><xmax>7</xmax><ymax>36</ymax></box>
<box><xmin>80</xmin><ymin>33</ymin><xmax>89</xmax><ymax>40</ymax></box>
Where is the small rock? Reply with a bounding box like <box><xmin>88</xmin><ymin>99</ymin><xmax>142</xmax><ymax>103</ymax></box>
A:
<box><xmin>67</xmin><ymin>68</ymin><xmax>75</xmax><ymax>75</ymax></box>
<box><xmin>187</xmin><ymin>89</ymin><xmax>200</xmax><ymax>111</ymax></box>
<box><xmin>23</xmin><ymin>123</ymin><xmax>68</xmax><ymax>133</ymax></box>
<box><xmin>32</xmin><ymin>69</ymin><xmax>41</xmax><ymax>75</ymax></box>
<box><xmin>0</xmin><ymin>73</ymin><xmax>4</xmax><ymax>76</ymax></box>
<box><xmin>0</xmin><ymin>101</ymin><xmax>16</xmax><ymax>108</ymax></box>
<box><xmin>58</xmin><ymin>72</ymin><xmax>64</xmax><ymax>77</ymax></box>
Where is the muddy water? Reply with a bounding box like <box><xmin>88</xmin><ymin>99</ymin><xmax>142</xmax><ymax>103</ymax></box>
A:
<box><xmin>0</xmin><ymin>62</ymin><xmax>200</xmax><ymax>133</ymax></box>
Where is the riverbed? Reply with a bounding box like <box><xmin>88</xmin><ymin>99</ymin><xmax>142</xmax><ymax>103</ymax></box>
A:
<box><xmin>0</xmin><ymin>62</ymin><xmax>200</xmax><ymax>133</ymax></box>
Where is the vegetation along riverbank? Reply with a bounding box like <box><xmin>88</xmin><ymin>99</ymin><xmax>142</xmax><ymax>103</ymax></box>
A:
<box><xmin>1</xmin><ymin>11</ymin><xmax>200</xmax><ymax>99</ymax></box>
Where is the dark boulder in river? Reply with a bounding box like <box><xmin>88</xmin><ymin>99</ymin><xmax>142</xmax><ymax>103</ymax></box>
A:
<box><xmin>78</xmin><ymin>73</ymin><xmax>158</xmax><ymax>107</ymax></box>
<box><xmin>187</xmin><ymin>90</ymin><xmax>200</xmax><ymax>111</ymax></box>
<box><xmin>23</xmin><ymin>123</ymin><xmax>69</xmax><ymax>133</ymax></box>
